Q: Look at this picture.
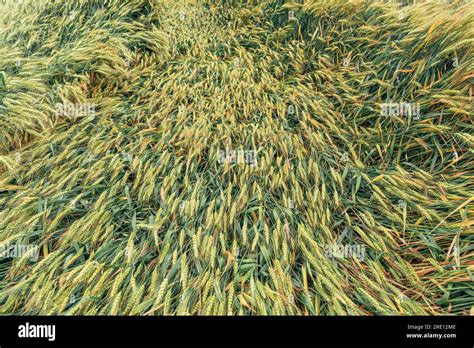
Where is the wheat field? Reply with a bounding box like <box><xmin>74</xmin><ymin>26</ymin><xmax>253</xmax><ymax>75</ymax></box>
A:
<box><xmin>0</xmin><ymin>0</ymin><xmax>472</xmax><ymax>315</ymax></box>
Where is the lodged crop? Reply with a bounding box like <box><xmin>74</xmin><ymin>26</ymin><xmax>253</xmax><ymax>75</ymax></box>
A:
<box><xmin>0</xmin><ymin>0</ymin><xmax>472</xmax><ymax>315</ymax></box>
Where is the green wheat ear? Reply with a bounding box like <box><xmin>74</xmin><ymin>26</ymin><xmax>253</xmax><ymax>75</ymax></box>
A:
<box><xmin>0</xmin><ymin>0</ymin><xmax>472</xmax><ymax>316</ymax></box>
